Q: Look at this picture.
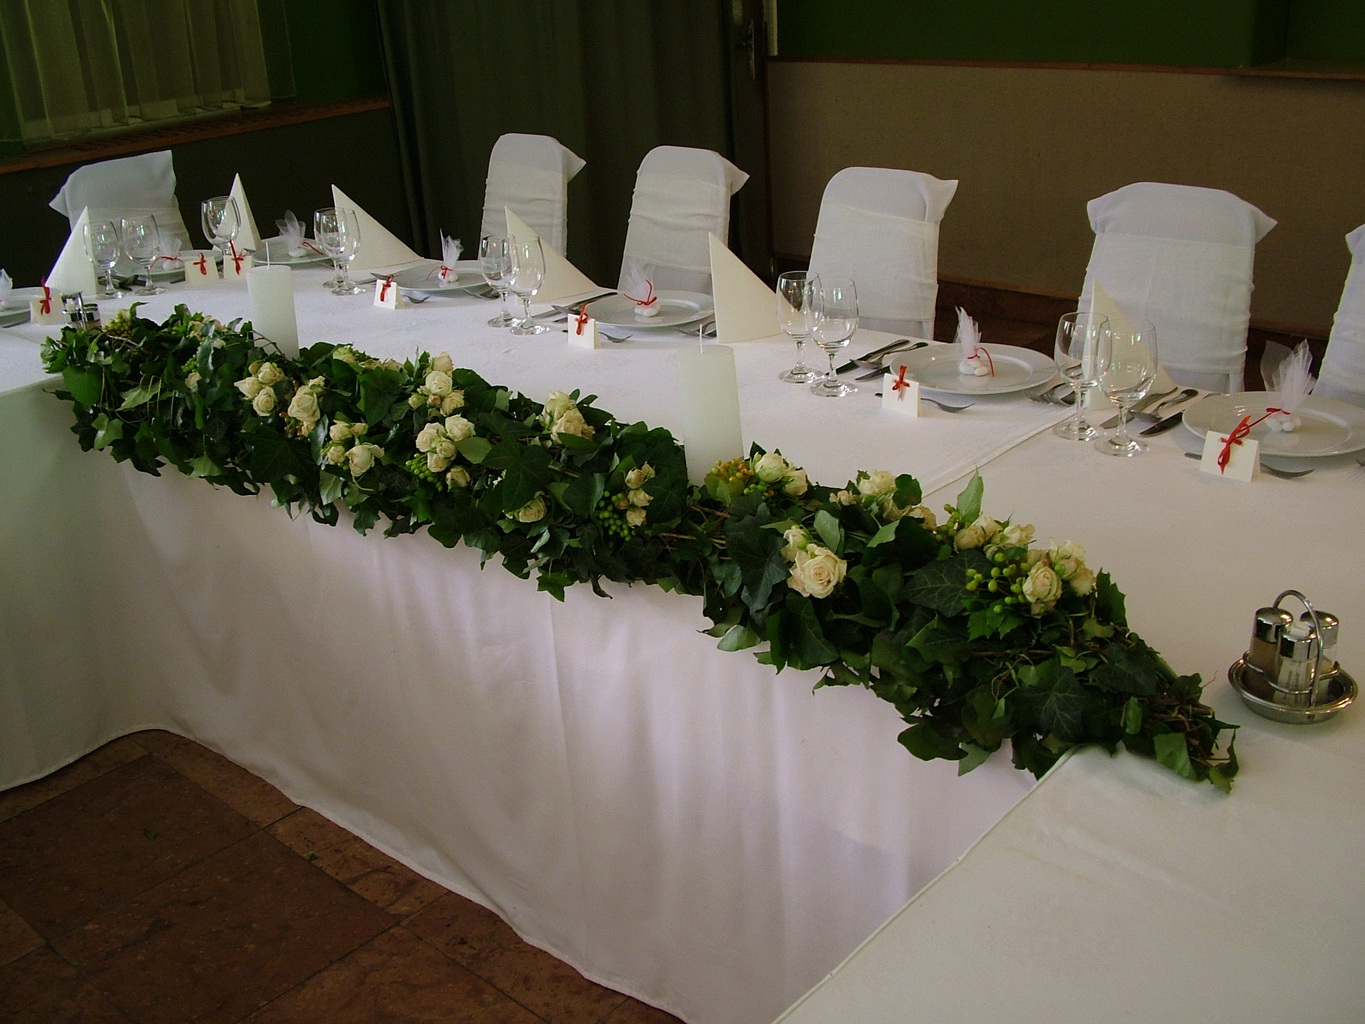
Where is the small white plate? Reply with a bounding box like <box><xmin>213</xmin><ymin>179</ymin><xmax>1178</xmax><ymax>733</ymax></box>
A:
<box><xmin>253</xmin><ymin>235</ymin><xmax>332</xmax><ymax>266</ymax></box>
<box><xmin>389</xmin><ymin>260</ymin><xmax>486</xmax><ymax>294</ymax></box>
<box><xmin>1182</xmin><ymin>391</ymin><xmax>1365</xmax><ymax>458</ymax></box>
<box><xmin>3</xmin><ymin>287</ymin><xmax>45</xmax><ymax>309</ymax></box>
<box><xmin>585</xmin><ymin>291</ymin><xmax>713</xmax><ymax>330</ymax></box>
<box><xmin>890</xmin><ymin>344</ymin><xmax>1058</xmax><ymax>395</ymax></box>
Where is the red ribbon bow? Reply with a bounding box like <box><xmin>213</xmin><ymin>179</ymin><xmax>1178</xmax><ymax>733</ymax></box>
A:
<box><xmin>194</xmin><ymin>253</ymin><xmax>209</xmax><ymax>276</ymax></box>
<box><xmin>1217</xmin><ymin>408</ymin><xmax>1286</xmax><ymax>473</ymax></box>
<box><xmin>891</xmin><ymin>364</ymin><xmax>911</xmax><ymax>401</ymax></box>
<box><xmin>152</xmin><ymin>254</ymin><xmax>183</xmax><ymax>266</ymax></box>
<box><xmin>624</xmin><ymin>279</ymin><xmax>657</xmax><ymax>307</ymax></box>
<box><xmin>574</xmin><ymin>305</ymin><xmax>589</xmax><ymax>335</ymax></box>
<box><xmin>228</xmin><ymin>241</ymin><xmax>246</xmax><ymax>274</ymax></box>
<box><xmin>39</xmin><ymin>278</ymin><xmax>51</xmax><ymax>315</ymax></box>
<box><xmin>379</xmin><ymin>274</ymin><xmax>395</xmax><ymax>302</ymax></box>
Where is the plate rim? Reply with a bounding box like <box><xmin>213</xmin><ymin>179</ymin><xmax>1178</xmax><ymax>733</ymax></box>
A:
<box><xmin>585</xmin><ymin>289</ymin><xmax>714</xmax><ymax>329</ymax></box>
<box><xmin>1181</xmin><ymin>390</ymin><xmax>1365</xmax><ymax>457</ymax></box>
<box><xmin>2</xmin><ymin>286</ymin><xmax>46</xmax><ymax>309</ymax></box>
<box><xmin>891</xmin><ymin>343</ymin><xmax>1058</xmax><ymax>395</ymax></box>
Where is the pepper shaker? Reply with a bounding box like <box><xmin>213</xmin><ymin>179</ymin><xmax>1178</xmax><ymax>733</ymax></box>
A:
<box><xmin>1277</xmin><ymin>621</ymin><xmax>1320</xmax><ymax>708</ymax></box>
<box><xmin>1249</xmin><ymin>606</ymin><xmax>1294</xmax><ymax>681</ymax></box>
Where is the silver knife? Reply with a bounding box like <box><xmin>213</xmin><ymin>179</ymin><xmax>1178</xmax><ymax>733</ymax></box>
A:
<box><xmin>836</xmin><ymin>338</ymin><xmax>918</xmax><ymax>375</ymax></box>
<box><xmin>1139</xmin><ymin>408</ymin><xmax>1189</xmax><ymax>436</ymax></box>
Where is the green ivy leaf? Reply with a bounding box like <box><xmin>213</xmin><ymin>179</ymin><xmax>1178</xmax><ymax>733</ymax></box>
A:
<box><xmin>899</xmin><ymin>721</ymin><xmax>965</xmax><ymax>762</ymax></box>
<box><xmin>91</xmin><ymin>412</ymin><xmax>123</xmax><ymax>450</ymax></box>
<box><xmin>717</xmin><ymin>623</ymin><xmax>761</xmax><ymax>652</ymax></box>
<box><xmin>1153</xmin><ymin>730</ymin><xmax>1195</xmax><ymax>780</ymax></box>
<box><xmin>724</xmin><ymin>513</ymin><xmax>788</xmax><ymax>617</ymax></box>
<box><xmin>244</xmin><ymin>430</ymin><xmax>310</xmax><ymax>481</ymax></box>
<box><xmin>456</xmin><ymin>436</ymin><xmax>492</xmax><ymax>465</ymax></box>
<box><xmin>1090</xmin><ymin>641</ymin><xmax>1160</xmax><ymax>695</ymax></box>
<box><xmin>955</xmin><ymin>473</ymin><xmax>984</xmax><ymax>524</ymax></box>
<box><xmin>62</xmin><ymin>367</ymin><xmax>103</xmax><ymax>407</ymax></box>
<box><xmin>118</xmin><ymin>380</ymin><xmax>160</xmax><ymax>410</ymax></box>
<box><xmin>318</xmin><ymin>469</ymin><xmax>345</xmax><ymax>507</ymax></box>
<box><xmin>1094</xmin><ymin>570</ymin><xmax>1127</xmax><ymax>628</ymax></box>
<box><xmin>903</xmin><ymin>551</ymin><xmax>986</xmax><ymax>616</ymax></box>
<box><xmin>813</xmin><ymin>508</ymin><xmax>843</xmax><ymax>552</ymax></box>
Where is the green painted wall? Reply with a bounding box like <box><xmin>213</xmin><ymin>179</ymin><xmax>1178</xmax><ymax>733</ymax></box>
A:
<box><xmin>1287</xmin><ymin>0</ymin><xmax>1365</xmax><ymax>60</ymax></box>
<box><xmin>282</xmin><ymin>0</ymin><xmax>387</xmax><ymax>104</ymax></box>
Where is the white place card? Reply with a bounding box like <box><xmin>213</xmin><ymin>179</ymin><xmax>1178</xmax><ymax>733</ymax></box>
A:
<box><xmin>373</xmin><ymin>275</ymin><xmax>401</xmax><ymax>309</ymax></box>
<box><xmin>1199</xmin><ymin>428</ymin><xmax>1260</xmax><ymax>482</ymax></box>
<box><xmin>30</xmin><ymin>295</ymin><xmax>65</xmax><ymax>325</ymax></box>
<box><xmin>185</xmin><ymin>250</ymin><xmax>221</xmax><ymax>282</ymax></box>
<box><xmin>566</xmin><ymin>312</ymin><xmax>600</xmax><ymax>349</ymax></box>
<box><xmin>881</xmin><ymin>370</ymin><xmax>921</xmax><ymax>416</ymax></box>
<box><xmin>223</xmin><ymin>244</ymin><xmax>253</xmax><ymax>280</ymax></box>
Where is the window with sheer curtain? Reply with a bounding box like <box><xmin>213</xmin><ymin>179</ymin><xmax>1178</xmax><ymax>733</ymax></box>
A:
<box><xmin>0</xmin><ymin>0</ymin><xmax>291</xmax><ymax>145</ymax></box>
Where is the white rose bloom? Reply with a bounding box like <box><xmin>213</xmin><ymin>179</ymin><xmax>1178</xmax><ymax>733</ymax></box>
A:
<box><xmin>789</xmin><ymin>545</ymin><xmax>847</xmax><ymax>600</ymax></box>
<box><xmin>753</xmin><ymin>452</ymin><xmax>788</xmax><ymax>483</ymax></box>
<box><xmin>435</xmin><ymin>437</ymin><xmax>457</xmax><ymax>460</ymax></box>
<box><xmin>251</xmin><ymin>388</ymin><xmax>276</xmax><ymax>416</ymax></box>
<box><xmin>833</xmin><ymin>489</ymin><xmax>857</xmax><ymax>506</ymax></box>
<box><xmin>347</xmin><ymin>443</ymin><xmax>381</xmax><ymax>476</ymax></box>
<box><xmin>255</xmin><ymin>362</ymin><xmax>285</xmax><ymax>386</ymax></box>
<box><xmin>235</xmin><ymin>376</ymin><xmax>263</xmax><ymax>399</ymax></box>
<box><xmin>783</xmin><ymin>467</ymin><xmax>809</xmax><ymax>496</ymax></box>
<box><xmin>780</xmin><ymin>525</ymin><xmax>810</xmax><ymax>563</ymax></box>
<box><xmin>626</xmin><ymin>506</ymin><xmax>647</xmax><ymax>528</ymax></box>
<box><xmin>408</xmin><ymin>394</ymin><xmax>425</xmax><ymax>409</ymax></box>
<box><xmin>443</xmin><ymin>415</ymin><xmax>475</xmax><ymax>442</ymax></box>
<box><xmin>427</xmin><ymin>451</ymin><xmax>450</xmax><ymax>474</ymax></box>
<box><xmin>329</xmin><ymin>422</ymin><xmax>352</xmax><ymax>443</ymax></box>
<box><xmin>424</xmin><ymin>370</ymin><xmax>453</xmax><ymax>396</ymax></box>
<box><xmin>185</xmin><ymin>371</ymin><xmax>201</xmax><ymax>389</ymax></box>
<box><xmin>628</xmin><ymin>488</ymin><xmax>652</xmax><ymax>507</ymax></box>
<box><xmin>1023</xmin><ymin>563</ymin><xmax>1064</xmax><ymax>612</ymax></box>
<box><xmin>625</xmin><ymin>466</ymin><xmax>652</xmax><ymax>490</ymax></box>
<box><xmin>431</xmin><ymin>352</ymin><xmax>455</xmax><ymax>374</ymax></box>
<box><xmin>350</xmin><ymin>423</ymin><xmax>367</xmax><ymax>437</ymax></box>
<box><xmin>288</xmin><ymin>389</ymin><xmax>319</xmax><ymax>425</ymax></box>
<box><xmin>335</xmin><ymin>347</ymin><xmax>358</xmax><ymax>365</ymax></box>
<box><xmin>551</xmin><ymin>408</ymin><xmax>594</xmax><ymax>440</ymax></box>
<box><xmin>513</xmin><ymin>494</ymin><xmax>547</xmax><ymax>523</ymax></box>
<box><xmin>1000</xmin><ymin>522</ymin><xmax>1035</xmax><ymax>549</ymax></box>
<box><xmin>954</xmin><ymin>522</ymin><xmax>987</xmax><ymax>551</ymax></box>
<box><xmin>445</xmin><ymin>466</ymin><xmax>471</xmax><ymax>489</ymax></box>
<box><xmin>858</xmin><ymin>469</ymin><xmax>896</xmax><ymax>498</ymax></box>
<box><xmin>415</xmin><ymin>423</ymin><xmax>442</xmax><ymax>453</ymax></box>
<box><xmin>544</xmin><ymin>390</ymin><xmax>575</xmax><ymax>419</ymax></box>
<box><xmin>1069</xmin><ymin>564</ymin><xmax>1097</xmax><ymax>596</ymax></box>
<box><xmin>880</xmin><ymin>498</ymin><xmax>910</xmax><ymax>521</ymax></box>
<box><xmin>972</xmin><ymin>515</ymin><xmax>1002</xmax><ymax>542</ymax></box>
<box><xmin>1050</xmin><ymin>540</ymin><xmax>1086</xmax><ymax>564</ymax></box>
<box><xmin>911</xmin><ymin>505</ymin><xmax>938</xmax><ymax>529</ymax></box>
<box><xmin>324</xmin><ymin>443</ymin><xmax>347</xmax><ymax>465</ymax></box>
<box><xmin>439</xmin><ymin>392</ymin><xmax>464</xmax><ymax>416</ymax></box>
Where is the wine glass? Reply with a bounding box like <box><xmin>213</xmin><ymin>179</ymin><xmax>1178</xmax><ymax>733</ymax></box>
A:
<box><xmin>120</xmin><ymin>214</ymin><xmax>165</xmax><ymax>295</ymax></box>
<box><xmin>83</xmin><ymin>220</ymin><xmax>125</xmax><ymax>298</ymax></box>
<box><xmin>808</xmin><ymin>278</ymin><xmax>860</xmax><ymax>398</ymax></box>
<box><xmin>776</xmin><ymin>270</ymin><xmax>820</xmax><ymax>383</ymax></box>
<box><xmin>508</xmin><ymin>236</ymin><xmax>550</xmax><ymax>335</ymax></box>
<box><xmin>478</xmin><ymin>234</ymin><xmax>517</xmax><ymax>327</ymax></box>
<box><xmin>314</xmin><ymin>207</ymin><xmax>365</xmax><ymax>296</ymax></box>
<box><xmin>1052</xmin><ymin>311</ymin><xmax>1109</xmax><ymax>440</ymax></box>
<box><xmin>1094</xmin><ymin>321</ymin><xmax>1158</xmax><ymax>457</ymax></box>
<box><xmin>200</xmin><ymin>195</ymin><xmax>241</xmax><ymax>254</ymax></box>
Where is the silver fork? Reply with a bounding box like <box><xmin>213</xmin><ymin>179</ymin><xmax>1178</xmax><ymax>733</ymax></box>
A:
<box><xmin>1027</xmin><ymin>382</ymin><xmax>1073</xmax><ymax>405</ymax></box>
<box><xmin>873</xmin><ymin>391</ymin><xmax>975</xmax><ymax>412</ymax></box>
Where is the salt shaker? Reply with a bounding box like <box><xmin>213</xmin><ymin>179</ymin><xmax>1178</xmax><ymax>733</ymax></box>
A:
<box><xmin>1277</xmin><ymin>621</ymin><xmax>1320</xmax><ymax>707</ymax></box>
<box><xmin>1302</xmin><ymin>610</ymin><xmax>1340</xmax><ymax>703</ymax></box>
<box><xmin>1249</xmin><ymin>606</ymin><xmax>1294</xmax><ymax>680</ymax></box>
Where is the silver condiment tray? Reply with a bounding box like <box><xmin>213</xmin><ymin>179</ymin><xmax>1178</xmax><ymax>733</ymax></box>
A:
<box><xmin>1228</xmin><ymin>657</ymin><xmax>1357</xmax><ymax>724</ymax></box>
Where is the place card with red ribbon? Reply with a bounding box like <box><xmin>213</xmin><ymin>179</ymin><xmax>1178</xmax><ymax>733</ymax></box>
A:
<box><xmin>373</xmin><ymin>273</ymin><xmax>401</xmax><ymax>309</ymax></box>
<box><xmin>30</xmin><ymin>278</ymin><xmax>65</xmax><ymax>325</ymax></box>
<box><xmin>565</xmin><ymin>304</ymin><xmax>599</xmax><ymax>349</ymax></box>
<box><xmin>1196</xmin><ymin>408</ymin><xmax>1285</xmax><ymax>482</ymax></box>
<box><xmin>222</xmin><ymin>241</ymin><xmax>253</xmax><ymax>281</ymax></box>
<box><xmin>184</xmin><ymin>250</ymin><xmax>221</xmax><ymax>282</ymax></box>
<box><xmin>881</xmin><ymin>363</ymin><xmax>921</xmax><ymax>416</ymax></box>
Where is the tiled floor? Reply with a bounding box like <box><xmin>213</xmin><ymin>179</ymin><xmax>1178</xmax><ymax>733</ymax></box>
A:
<box><xmin>0</xmin><ymin>732</ymin><xmax>683</xmax><ymax>1024</ymax></box>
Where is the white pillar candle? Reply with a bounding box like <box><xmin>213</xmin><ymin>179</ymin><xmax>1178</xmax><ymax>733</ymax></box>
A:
<box><xmin>246</xmin><ymin>264</ymin><xmax>299</xmax><ymax>358</ymax></box>
<box><xmin>676</xmin><ymin>343</ymin><xmax>744</xmax><ymax>485</ymax></box>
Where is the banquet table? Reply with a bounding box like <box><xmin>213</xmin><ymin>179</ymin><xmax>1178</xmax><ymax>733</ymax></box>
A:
<box><xmin>3</xmin><ymin>269</ymin><xmax>1363</xmax><ymax>1023</ymax></box>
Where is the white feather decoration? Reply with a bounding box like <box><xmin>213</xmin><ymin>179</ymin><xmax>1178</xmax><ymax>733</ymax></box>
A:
<box><xmin>955</xmin><ymin>307</ymin><xmax>990</xmax><ymax>376</ymax></box>
<box><xmin>1265</xmin><ymin>340</ymin><xmax>1315</xmax><ymax>431</ymax></box>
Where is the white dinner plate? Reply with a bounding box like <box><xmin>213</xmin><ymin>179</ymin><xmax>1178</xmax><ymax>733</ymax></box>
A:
<box><xmin>584</xmin><ymin>290</ymin><xmax>713</xmax><ymax>330</ymax></box>
<box><xmin>1182</xmin><ymin>391</ymin><xmax>1365</xmax><ymax>458</ymax></box>
<box><xmin>890</xmin><ymin>344</ymin><xmax>1058</xmax><ymax>395</ymax></box>
<box><xmin>253</xmin><ymin>235</ymin><xmax>332</xmax><ymax>266</ymax></box>
<box><xmin>3</xmin><ymin>287</ymin><xmax>45</xmax><ymax>309</ymax></box>
<box><xmin>389</xmin><ymin>260</ymin><xmax>486</xmax><ymax>294</ymax></box>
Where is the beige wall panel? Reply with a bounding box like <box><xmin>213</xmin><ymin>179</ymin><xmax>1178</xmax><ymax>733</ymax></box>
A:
<box><xmin>768</xmin><ymin>61</ymin><xmax>1365</xmax><ymax>333</ymax></box>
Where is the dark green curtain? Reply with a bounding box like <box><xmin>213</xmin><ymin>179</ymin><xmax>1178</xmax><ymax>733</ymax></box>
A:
<box><xmin>377</xmin><ymin>0</ymin><xmax>766</xmax><ymax>287</ymax></box>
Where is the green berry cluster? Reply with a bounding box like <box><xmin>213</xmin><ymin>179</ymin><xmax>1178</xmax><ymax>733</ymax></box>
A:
<box><xmin>406</xmin><ymin>453</ymin><xmax>440</xmax><ymax>486</ymax></box>
<box><xmin>593</xmin><ymin>491</ymin><xmax>637</xmax><ymax>539</ymax></box>
<box><xmin>964</xmin><ymin>552</ymin><xmax>1029</xmax><ymax>613</ymax></box>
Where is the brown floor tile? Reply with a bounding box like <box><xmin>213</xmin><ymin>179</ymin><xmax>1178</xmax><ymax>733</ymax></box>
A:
<box><xmin>0</xmin><ymin>896</ymin><xmax>43</xmax><ymax>967</ymax></box>
<box><xmin>0</xmin><ymin>945</ymin><xmax>132</xmax><ymax>1023</ymax></box>
<box><xmin>243</xmin><ymin>926</ymin><xmax>542</xmax><ymax>1024</ymax></box>
<box><xmin>268</xmin><ymin>807</ymin><xmax>447</xmax><ymax>917</ymax></box>
<box><xmin>53</xmin><ymin>830</ymin><xmax>395</xmax><ymax>1024</ymax></box>
<box><xmin>157</xmin><ymin>738</ymin><xmax>299</xmax><ymax>827</ymax></box>
<box><xmin>0</xmin><ymin>735</ymin><xmax>147</xmax><ymax>824</ymax></box>
<box><xmin>407</xmin><ymin>893</ymin><xmax>626</xmax><ymax>1024</ymax></box>
<box><xmin>601</xmin><ymin>997</ymin><xmax>687</xmax><ymax>1024</ymax></box>
<box><xmin>0</xmin><ymin>755</ymin><xmax>256</xmax><ymax>940</ymax></box>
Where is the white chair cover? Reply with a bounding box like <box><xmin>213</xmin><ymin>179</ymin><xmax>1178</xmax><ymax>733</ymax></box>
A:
<box><xmin>479</xmin><ymin>134</ymin><xmax>585</xmax><ymax>257</ymax></box>
<box><xmin>1080</xmin><ymin>182</ymin><xmax>1275</xmax><ymax>393</ymax></box>
<box><xmin>619</xmin><ymin>146</ymin><xmax>749</xmax><ymax>295</ymax></box>
<box><xmin>1314</xmin><ymin>224</ymin><xmax>1365</xmax><ymax>408</ymax></box>
<box><xmin>49</xmin><ymin>149</ymin><xmax>191</xmax><ymax>247</ymax></box>
<box><xmin>808</xmin><ymin>166</ymin><xmax>958</xmax><ymax>338</ymax></box>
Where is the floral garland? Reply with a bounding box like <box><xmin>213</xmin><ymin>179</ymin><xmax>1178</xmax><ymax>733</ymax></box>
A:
<box><xmin>40</xmin><ymin>305</ymin><xmax>1238</xmax><ymax>790</ymax></box>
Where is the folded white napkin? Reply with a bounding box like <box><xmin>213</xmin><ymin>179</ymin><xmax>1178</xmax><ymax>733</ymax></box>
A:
<box><xmin>1261</xmin><ymin>340</ymin><xmax>1315</xmax><ymax>431</ymax></box>
<box><xmin>276</xmin><ymin>211</ymin><xmax>309</xmax><ymax>257</ymax></box>
<box><xmin>1087</xmin><ymin>281</ymin><xmax>1175</xmax><ymax>407</ymax></box>
<box><xmin>47</xmin><ymin>206</ymin><xmax>100</xmax><ymax>295</ymax></box>
<box><xmin>504</xmin><ymin>207</ymin><xmax>601</xmax><ymax>305</ymax></box>
<box><xmin>331</xmin><ymin>184</ymin><xmax>423</xmax><ymax>273</ymax></box>
<box><xmin>0</xmin><ymin>269</ymin><xmax>11</xmax><ymax>305</ymax></box>
<box><xmin>229</xmin><ymin>174</ymin><xmax>262</xmax><ymax>251</ymax></box>
<box><xmin>707</xmin><ymin>233</ymin><xmax>774</xmax><ymax>343</ymax></box>
<box><xmin>619</xmin><ymin>261</ymin><xmax>661</xmax><ymax>317</ymax></box>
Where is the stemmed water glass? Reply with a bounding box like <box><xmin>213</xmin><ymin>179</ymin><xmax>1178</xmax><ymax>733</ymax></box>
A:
<box><xmin>809</xmin><ymin>278</ymin><xmax>860</xmax><ymax>398</ymax></box>
<box><xmin>1052</xmin><ymin>311</ymin><xmax>1109</xmax><ymax>440</ymax></box>
<box><xmin>1094</xmin><ymin>321</ymin><xmax>1158</xmax><ymax>457</ymax></box>
<box><xmin>776</xmin><ymin>270</ymin><xmax>820</xmax><ymax>383</ymax></box>
<box><xmin>84</xmin><ymin>220</ymin><xmax>124</xmax><ymax>298</ymax></box>
<box><xmin>479</xmin><ymin>234</ymin><xmax>517</xmax><ymax>327</ymax></box>
<box><xmin>508</xmin><ymin>236</ymin><xmax>550</xmax><ymax>335</ymax></box>
<box><xmin>314</xmin><ymin>207</ymin><xmax>365</xmax><ymax>295</ymax></box>
<box><xmin>200</xmin><ymin>195</ymin><xmax>241</xmax><ymax>256</ymax></box>
<box><xmin>120</xmin><ymin>214</ymin><xmax>165</xmax><ymax>295</ymax></box>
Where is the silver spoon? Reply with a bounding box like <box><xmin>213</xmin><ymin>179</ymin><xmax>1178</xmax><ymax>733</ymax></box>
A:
<box><xmin>1184</xmin><ymin>453</ymin><xmax>1313</xmax><ymax>478</ymax></box>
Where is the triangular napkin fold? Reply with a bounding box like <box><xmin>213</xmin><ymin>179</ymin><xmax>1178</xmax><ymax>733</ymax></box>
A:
<box><xmin>1087</xmin><ymin>281</ymin><xmax>1176</xmax><ymax>405</ymax></box>
<box><xmin>504</xmin><ymin>207</ymin><xmax>602</xmax><ymax>306</ymax></box>
<box><xmin>708</xmin><ymin>233</ymin><xmax>776</xmax><ymax>343</ymax></box>
<box><xmin>229</xmin><ymin>174</ymin><xmax>262</xmax><ymax>251</ymax></box>
<box><xmin>47</xmin><ymin>206</ymin><xmax>100</xmax><ymax>295</ymax></box>
<box><xmin>330</xmin><ymin>184</ymin><xmax>423</xmax><ymax>273</ymax></box>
